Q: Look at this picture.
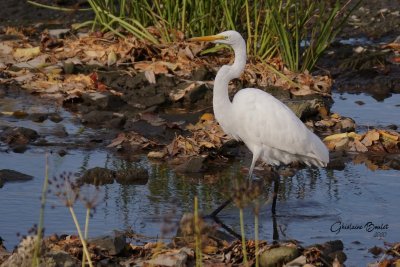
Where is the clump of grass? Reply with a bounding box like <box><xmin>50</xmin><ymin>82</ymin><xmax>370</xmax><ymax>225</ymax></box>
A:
<box><xmin>52</xmin><ymin>172</ymin><xmax>94</xmax><ymax>267</ymax></box>
<box><xmin>32</xmin><ymin>154</ymin><xmax>49</xmax><ymax>267</ymax></box>
<box><xmin>194</xmin><ymin>196</ymin><xmax>202</xmax><ymax>267</ymax></box>
<box><xmin>29</xmin><ymin>0</ymin><xmax>360</xmax><ymax>72</ymax></box>
<box><xmin>231</xmin><ymin>177</ymin><xmax>264</xmax><ymax>266</ymax></box>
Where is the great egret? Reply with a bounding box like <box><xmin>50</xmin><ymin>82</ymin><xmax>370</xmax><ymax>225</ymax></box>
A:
<box><xmin>190</xmin><ymin>31</ymin><xmax>329</xmax><ymax>215</ymax></box>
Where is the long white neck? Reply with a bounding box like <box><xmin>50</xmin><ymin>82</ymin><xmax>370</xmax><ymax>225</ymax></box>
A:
<box><xmin>213</xmin><ymin>37</ymin><xmax>247</xmax><ymax>127</ymax></box>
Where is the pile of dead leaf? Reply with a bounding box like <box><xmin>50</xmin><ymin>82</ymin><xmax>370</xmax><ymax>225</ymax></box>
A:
<box><xmin>324</xmin><ymin>129</ymin><xmax>400</xmax><ymax>153</ymax></box>
<box><xmin>310</xmin><ymin>112</ymin><xmax>356</xmax><ymax>134</ymax></box>
<box><xmin>165</xmin><ymin>113</ymin><xmax>231</xmax><ymax>158</ymax></box>
<box><xmin>368</xmin><ymin>242</ymin><xmax>400</xmax><ymax>267</ymax></box>
<box><xmin>0</xmin><ymin>26</ymin><xmax>333</xmax><ymax>104</ymax></box>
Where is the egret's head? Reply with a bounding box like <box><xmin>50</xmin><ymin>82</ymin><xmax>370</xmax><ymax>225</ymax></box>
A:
<box><xmin>189</xmin><ymin>30</ymin><xmax>243</xmax><ymax>46</ymax></box>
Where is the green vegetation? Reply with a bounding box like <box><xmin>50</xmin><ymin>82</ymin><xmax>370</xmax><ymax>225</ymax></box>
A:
<box><xmin>28</xmin><ymin>0</ymin><xmax>359</xmax><ymax>72</ymax></box>
<box><xmin>84</xmin><ymin>0</ymin><xmax>359</xmax><ymax>71</ymax></box>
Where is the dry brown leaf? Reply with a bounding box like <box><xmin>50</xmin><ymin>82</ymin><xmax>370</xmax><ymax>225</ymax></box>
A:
<box><xmin>13</xmin><ymin>46</ymin><xmax>41</xmax><ymax>60</ymax></box>
<box><xmin>147</xmin><ymin>151</ymin><xmax>166</xmax><ymax>159</ymax></box>
<box><xmin>144</xmin><ymin>70</ymin><xmax>156</xmax><ymax>84</ymax></box>
<box><xmin>169</xmin><ymin>83</ymin><xmax>196</xmax><ymax>101</ymax></box>
<box><xmin>139</xmin><ymin>112</ymin><xmax>166</xmax><ymax>126</ymax></box>
<box><xmin>361</xmin><ymin>130</ymin><xmax>380</xmax><ymax>146</ymax></box>
<box><xmin>353</xmin><ymin>139</ymin><xmax>368</xmax><ymax>152</ymax></box>
<box><xmin>107</xmin><ymin>50</ymin><xmax>117</xmax><ymax>66</ymax></box>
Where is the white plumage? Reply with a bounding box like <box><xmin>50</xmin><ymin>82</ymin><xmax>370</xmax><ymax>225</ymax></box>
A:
<box><xmin>190</xmin><ymin>30</ymin><xmax>329</xmax><ymax>178</ymax></box>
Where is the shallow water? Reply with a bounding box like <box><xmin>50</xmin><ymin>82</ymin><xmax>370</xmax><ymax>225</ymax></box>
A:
<box><xmin>0</xmin><ymin>92</ymin><xmax>399</xmax><ymax>266</ymax></box>
<box><xmin>332</xmin><ymin>92</ymin><xmax>400</xmax><ymax>129</ymax></box>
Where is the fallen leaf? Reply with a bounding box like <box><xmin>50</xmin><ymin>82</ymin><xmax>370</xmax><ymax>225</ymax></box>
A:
<box><xmin>144</xmin><ymin>70</ymin><xmax>156</xmax><ymax>84</ymax></box>
<box><xmin>361</xmin><ymin>130</ymin><xmax>380</xmax><ymax>146</ymax></box>
<box><xmin>169</xmin><ymin>83</ymin><xmax>196</xmax><ymax>101</ymax></box>
<box><xmin>13</xmin><ymin>54</ymin><xmax>48</xmax><ymax>69</ymax></box>
<box><xmin>147</xmin><ymin>151</ymin><xmax>166</xmax><ymax>159</ymax></box>
<box><xmin>107</xmin><ymin>51</ymin><xmax>117</xmax><ymax>66</ymax></box>
<box><xmin>379</xmin><ymin>130</ymin><xmax>399</xmax><ymax>141</ymax></box>
<box><xmin>353</xmin><ymin>139</ymin><xmax>368</xmax><ymax>152</ymax></box>
<box><xmin>200</xmin><ymin>113</ymin><xmax>214</xmax><ymax>121</ymax></box>
<box><xmin>13</xmin><ymin>46</ymin><xmax>41</xmax><ymax>60</ymax></box>
<box><xmin>84</xmin><ymin>50</ymin><xmax>105</xmax><ymax>59</ymax></box>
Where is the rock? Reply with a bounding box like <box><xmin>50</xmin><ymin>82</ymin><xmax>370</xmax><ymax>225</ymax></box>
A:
<box><xmin>144</xmin><ymin>248</ymin><xmax>190</xmax><ymax>267</ymax></box>
<box><xmin>285</xmin><ymin>98</ymin><xmax>327</xmax><ymax>119</ymax></box>
<box><xmin>157</xmin><ymin>75</ymin><xmax>176</xmax><ymax>88</ymax></box>
<box><xmin>79</xmin><ymin>167</ymin><xmax>115</xmax><ymax>185</ymax></box>
<box><xmin>0</xmin><ymin>235</ymin><xmax>42</xmax><ymax>267</ymax></box>
<box><xmin>174</xmin><ymin>156</ymin><xmax>205</xmax><ymax>173</ymax></box>
<box><xmin>219</xmin><ymin>139</ymin><xmax>239</xmax><ymax>157</ymax></box>
<box><xmin>334</xmin><ymin>137</ymin><xmax>350</xmax><ymax>151</ymax></box>
<box><xmin>259</xmin><ymin>246</ymin><xmax>300</xmax><ymax>267</ymax></box>
<box><xmin>114</xmin><ymin>167</ymin><xmax>149</xmax><ymax>185</ymax></box>
<box><xmin>285</xmin><ymin>255</ymin><xmax>307</xmax><ymax>266</ymax></box>
<box><xmin>48</xmin><ymin>113</ymin><xmax>63</xmax><ymax>123</ymax></box>
<box><xmin>57</xmin><ymin>149</ymin><xmax>67</xmax><ymax>157</ymax></box>
<box><xmin>82</xmin><ymin>92</ymin><xmax>125</xmax><ymax>110</ymax></box>
<box><xmin>48</xmin><ymin>29</ymin><xmax>70</xmax><ymax>39</ymax></box>
<box><xmin>104</xmin><ymin>115</ymin><xmax>126</xmax><ymax>129</ymax></box>
<box><xmin>42</xmin><ymin>251</ymin><xmax>79</xmax><ymax>267</ymax></box>
<box><xmin>184</xmin><ymin>84</ymin><xmax>210</xmax><ymax>103</ymax></box>
<box><xmin>0</xmin><ymin>127</ymin><xmax>39</xmax><ymax>147</ymax></box>
<box><xmin>338</xmin><ymin>118</ymin><xmax>356</xmax><ymax>132</ymax></box>
<box><xmin>89</xmin><ymin>231</ymin><xmax>126</xmax><ymax>256</ymax></box>
<box><xmin>191</xmin><ymin>66</ymin><xmax>211</xmax><ymax>81</ymax></box>
<box><xmin>265</xmin><ymin>86</ymin><xmax>291</xmax><ymax>100</ymax></box>
<box><xmin>28</xmin><ymin>113</ymin><xmax>48</xmax><ymax>123</ymax></box>
<box><xmin>0</xmin><ymin>169</ymin><xmax>33</xmax><ymax>185</ymax></box>
<box><xmin>81</xmin><ymin>111</ymin><xmax>115</xmax><ymax>125</ymax></box>
<box><xmin>0</xmin><ymin>237</ymin><xmax>10</xmax><ymax>264</ymax></box>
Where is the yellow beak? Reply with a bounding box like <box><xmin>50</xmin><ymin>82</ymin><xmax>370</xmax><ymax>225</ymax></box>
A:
<box><xmin>188</xmin><ymin>35</ymin><xmax>225</xmax><ymax>42</ymax></box>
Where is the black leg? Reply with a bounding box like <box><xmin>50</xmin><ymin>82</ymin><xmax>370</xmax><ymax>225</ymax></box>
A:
<box><xmin>206</xmin><ymin>197</ymin><xmax>232</xmax><ymax>218</ymax></box>
<box><xmin>271</xmin><ymin>175</ymin><xmax>279</xmax><ymax>215</ymax></box>
<box><xmin>272</xmin><ymin>213</ymin><xmax>279</xmax><ymax>241</ymax></box>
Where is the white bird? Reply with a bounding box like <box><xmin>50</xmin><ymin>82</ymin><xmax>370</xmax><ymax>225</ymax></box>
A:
<box><xmin>190</xmin><ymin>31</ymin><xmax>329</xmax><ymax>215</ymax></box>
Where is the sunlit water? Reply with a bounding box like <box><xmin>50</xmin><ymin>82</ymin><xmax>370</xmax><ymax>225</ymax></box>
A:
<box><xmin>0</xmin><ymin>92</ymin><xmax>399</xmax><ymax>266</ymax></box>
<box><xmin>332</xmin><ymin>93</ymin><xmax>400</xmax><ymax>129</ymax></box>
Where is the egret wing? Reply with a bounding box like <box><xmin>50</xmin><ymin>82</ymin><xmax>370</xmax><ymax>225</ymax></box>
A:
<box><xmin>231</xmin><ymin>88</ymin><xmax>328</xmax><ymax>165</ymax></box>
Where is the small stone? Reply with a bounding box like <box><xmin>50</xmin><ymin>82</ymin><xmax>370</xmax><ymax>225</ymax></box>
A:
<box><xmin>49</xmin><ymin>113</ymin><xmax>63</xmax><ymax>123</ymax></box>
<box><xmin>260</xmin><ymin>246</ymin><xmax>300</xmax><ymax>267</ymax></box>
<box><xmin>81</xmin><ymin>111</ymin><xmax>114</xmax><ymax>125</ymax></box>
<box><xmin>0</xmin><ymin>127</ymin><xmax>39</xmax><ymax>146</ymax></box>
<box><xmin>339</xmin><ymin>118</ymin><xmax>356</xmax><ymax>132</ymax></box>
<box><xmin>28</xmin><ymin>113</ymin><xmax>48</xmax><ymax>123</ymax></box>
<box><xmin>0</xmin><ymin>169</ymin><xmax>33</xmax><ymax>185</ymax></box>
<box><xmin>334</xmin><ymin>137</ymin><xmax>350</xmax><ymax>151</ymax></box>
<box><xmin>191</xmin><ymin>66</ymin><xmax>211</xmax><ymax>81</ymax></box>
<box><xmin>285</xmin><ymin>255</ymin><xmax>307</xmax><ymax>266</ymax></box>
<box><xmin>354</xmin><ymin>46</ymin><xmax>366</xmax><ymax>53</ymax></box>
<box><xmin>43</xmin><ymin>251</ymin><xmax>79</xmax><ymax>267</ymax></box>
<box><xmin>12</xmin><ymin>110</ymin><xmax>28</xmax><ymax>118</ymax></box>
<box><xmin>144</xmin><ymin>248</ymin><xmax>189</xmax><ymax>267</ymax></box>
<box><xmin>57</xmin><ymin>149</ymin><xmax>67</xmax><ymax>157</ymax></box>
<box><xmin>114</xmin><ymin>167</ymin><xmax>149</xmax><ymax>185</ymax></box>
<box><xmin>82</xmin><ymin>92</ymin><xmax>125</xmax><ymax>110</ymax></box>
<box><xmin>175</xmin><ymin>156</ymin><xmax>205</xmax><ymax>173</ymax></box>
<box><xmin>184</xmin><ymin>84</ymin><xmax>209</xmax><ymax>103</ymax></box>
<box><xmin>48</xmin><ymin>29</ymin><xmax>70</xmax><ymax>39</ymax></box>
<box><xmin>89</xmin><ymin>231</ymin><xmax>127</xmax><ymax>256</ymax></box>
<box><xmin>79</xmin><ymin>167</ymin><xmax>115</xmax><ymax>185</ymax></box>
